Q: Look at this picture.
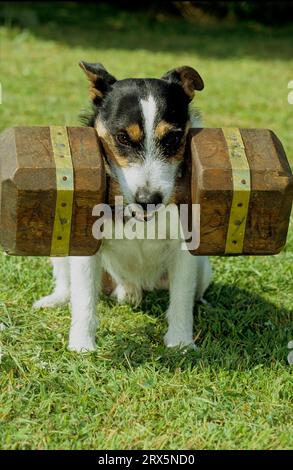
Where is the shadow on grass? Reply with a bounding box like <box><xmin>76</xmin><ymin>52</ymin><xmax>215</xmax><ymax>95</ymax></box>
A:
<box><xmin>1</xmin><ymin>2</ymin><xmax>293</xmax><ymax>61</ymax></box>
<box><xmin>101</xmin><ymin>282</ymin><xmax>292</xmax><ymax>371</ymax></box>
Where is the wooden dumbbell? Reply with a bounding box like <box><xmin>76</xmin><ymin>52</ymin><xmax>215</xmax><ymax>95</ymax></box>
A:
<box><xmin>0</xmin><ymin>126</ymin><xmax>292</xmax><ymax>257</ymax></box>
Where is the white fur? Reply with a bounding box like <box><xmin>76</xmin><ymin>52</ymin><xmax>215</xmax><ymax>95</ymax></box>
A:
<box><xmin>113</xmin><ymin>94</ymin><xmax>180</xmax><ymax>205</ymax></box>
<box><xmin>115</xmin><ymin>159</ymin><xmax>178</xmax><ymax>205</ymax></box>
<box><xmin>33</xmin><ymin>257</ymin><xmax>70</xmax><ymax>308</ymax></box>
<box><xmin>140</xmin><ymin>94</ymin><xmax>156</xmax><ymax>157</ymax></box>
<box><xmin>34</xmin><ymin>94</ymin><xmax>212</xmax><ymax>352</ymax></box>
<box><xmin>34</xmin><ymin>235</ymin><xmax>212</xmax><ymax>352</ymax></box>
<box><xmin>68</xmin><ymin>256</ymin><xmax>100</xmax><ymax>352</ymax></box>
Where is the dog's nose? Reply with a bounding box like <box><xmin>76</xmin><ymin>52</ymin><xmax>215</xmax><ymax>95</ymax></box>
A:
<box><xmin>135</xmin><ymin>188</ymin><xmax>163</xmax><ymax>211</ymax></box>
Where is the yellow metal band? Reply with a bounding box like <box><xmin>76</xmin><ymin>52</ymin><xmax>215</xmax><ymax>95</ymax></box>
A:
<box><xmin>50</xmin><ymin>126</ymin><xmax>74</xmax><ymax>256</ymax></box>
<box><xmin>223</xmin><ymin>128</ymin><xmax>251</xmax><ymax>254</ymax></box>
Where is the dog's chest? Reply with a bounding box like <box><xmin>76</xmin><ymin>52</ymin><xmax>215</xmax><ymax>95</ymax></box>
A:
<box><xmin>101</xmin><ymin>238</ymin><xmax>179</xmax><ymax>289</ymax></box>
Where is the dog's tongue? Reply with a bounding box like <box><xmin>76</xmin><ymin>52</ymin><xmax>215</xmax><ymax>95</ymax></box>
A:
<box><xmin>135</xmin><ymin>211</ymin><xmax>154</xmax><ymax>222</ymax></box>
<box><xmin>125</xmin><ymin>204</ymin><xmax>155</xmax><ymax>222</ymax></box>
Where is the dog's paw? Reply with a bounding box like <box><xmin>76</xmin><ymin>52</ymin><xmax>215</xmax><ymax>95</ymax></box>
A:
<box><xmin>164</xmin><ymin>330</ymin><xmax>196</xmax><ymax>350</ymax></box>
<box><xmin>33</xmin><ymin>293</ymin><xmax>69</xmax><ymax>309</ymax></box>
<box><xmin>68</xmin><ymin>335</ymin><xmax>96</xmax><ymax>353</ymax></box>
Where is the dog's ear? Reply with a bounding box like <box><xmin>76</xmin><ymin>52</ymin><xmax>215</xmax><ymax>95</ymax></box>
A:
<box><xmin>161</xmin><ymin>66</ymin><xmax>204</xmax><ymax>102</ymax></box>
<box><xmin>79</xmin><ymin>61</ymin><xmax>117</xmax><ymax>105</ymax></box>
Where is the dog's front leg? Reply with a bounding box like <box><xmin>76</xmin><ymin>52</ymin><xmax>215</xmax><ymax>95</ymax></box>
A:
<box><xmin>68</xmin><ymin>254</ymin><xmax>101</xmax><ymax>352</ymax></box>
<box><xmin>165</xmin><ymin>248</ymin><xmax>199</xmax><ymax>349</ymax></box>
<box><xmin>33</xmin><ymin>257</ymin><xmax>70</xmax><ymax>308</ymax></box>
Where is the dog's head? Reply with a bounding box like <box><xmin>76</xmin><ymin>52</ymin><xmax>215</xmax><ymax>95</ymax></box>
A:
<box><xmin>80</xmin><ymin>62</ymin><xmax>204</xmax><ymax>209</ymax></box>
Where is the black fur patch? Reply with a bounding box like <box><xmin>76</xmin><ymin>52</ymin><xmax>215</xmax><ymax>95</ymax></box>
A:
<box><xmin>81</xmin><ymin>77</ymin><xmax>191</xmax><ymax>161</ymax></box>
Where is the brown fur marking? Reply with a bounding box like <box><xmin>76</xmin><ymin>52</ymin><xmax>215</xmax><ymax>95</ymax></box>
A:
<box><xmin>89</xmin><ymin>87</ymin><xmax>103</xmax><ymax>100</ymax></box>
<box><xmin>126</xmin><ymin>123</ymin><xmax>143</xmax><ymax>142</ymax></box>
<box><xmin>155</xmin><ymin>121</ymin><xmax>175</xmax><ymax>139</ymax></box>
<box><xmin>168</xmin><ymin>143</ymin><xmax>185</xmax><ymax>164</ymax></box>
<box><xmin>175</xmin><ymin>66</ymin><xmax>204</xmax><ymax>100</ymax></box>
<box><xmin>96</xmin><ymin>121</ymin><xmax>129</xmax><ymax>168</ymax></box>
<box><xmin>79</xmin><ymin>62</ymin><xmax>104</xmax><ymax>99</ymax></box>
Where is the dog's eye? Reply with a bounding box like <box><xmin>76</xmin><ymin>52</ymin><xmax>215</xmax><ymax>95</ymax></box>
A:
<box><xmin>161</xmin><ymin>131</ymin><xmax>183</xmax><ymax>150</ymax></box>
<box><xmin>116</xmin><ymin>131</ymin><xmax>131</xmax><ymax>146</ymax></box>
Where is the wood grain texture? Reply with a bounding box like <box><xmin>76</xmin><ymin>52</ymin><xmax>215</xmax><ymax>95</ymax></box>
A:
<box><xmin>0</xmin><ymin>127</ymin><xmax>56</xmax><ymax>255</ymax></box>
<box><xmin>0</xmin><ymin>126</ymin><xmax>105</xmax><ymax>256</ymax></box>
<box><xmin>242</xmin><ymin>129</ymin><xmax>293</xmax><ymax>254</ymax></box>
<box><xmin>189</xmin><ymin>128</ymin><xmax>293</xmax><ymax>255</ymax></box>
<box><xmin>189</xmin><ymin>128</ymin><xmax>233</xmax><ymax>255</ymax></box>
<box><xmin>0</xmin><ymin>126</ymin><xmax>292</xmax><ymax>257</ymax></box>
<box><xmin>67</xmin><ymin>127</ymin><xmax>105</xmax><ymax>255</ymax></box>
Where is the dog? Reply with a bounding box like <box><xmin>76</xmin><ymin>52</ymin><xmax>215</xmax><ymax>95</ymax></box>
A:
<box><xmin>34</xmin><ymin>62</ymin><xmax>212</xmax><ymax>352</ymax></box>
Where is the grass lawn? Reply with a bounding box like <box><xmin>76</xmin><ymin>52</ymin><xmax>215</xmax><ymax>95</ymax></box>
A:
<box><xmin>0</xmin><ymin>4</ymin><xmax>292</xmax><ymax>450</ymax></box>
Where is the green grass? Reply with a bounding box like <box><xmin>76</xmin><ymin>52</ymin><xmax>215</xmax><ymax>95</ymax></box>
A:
<box><xmin>0</xmin><ymin>4</ymin><xmax>292</xmax><ymax>450</ymax></box>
